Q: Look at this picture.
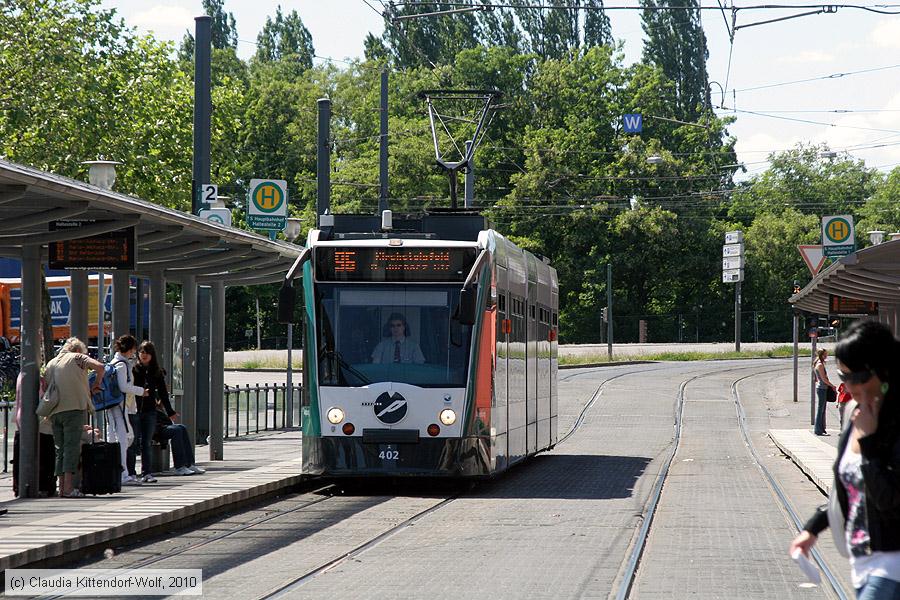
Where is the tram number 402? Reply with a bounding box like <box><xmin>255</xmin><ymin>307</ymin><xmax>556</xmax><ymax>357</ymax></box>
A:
<box><xmin>379</xmin><ymin>450</ymin><xmax>399</xmax><ymax>460</ymax></box>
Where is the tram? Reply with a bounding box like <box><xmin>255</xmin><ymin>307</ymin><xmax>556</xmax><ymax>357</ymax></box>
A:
<box><xmin>279</xmin><ymin>211</ymin><xmax>558</xmax><ymax>477</ymax></box>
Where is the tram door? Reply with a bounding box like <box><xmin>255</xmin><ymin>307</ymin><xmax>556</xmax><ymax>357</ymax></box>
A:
<box><xmin>526</xmin><ymin>257</ymin><xmax>538</xmax><ymax>455</ymax></box>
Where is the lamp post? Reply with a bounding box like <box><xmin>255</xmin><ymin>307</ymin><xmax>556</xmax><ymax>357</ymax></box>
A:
<box><xmin>868</xmin><ymin>230</ymin><xmax>886</xmax><ymax>246</ymax></box>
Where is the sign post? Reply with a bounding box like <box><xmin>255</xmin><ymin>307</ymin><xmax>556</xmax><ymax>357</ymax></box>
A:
<box><xmin>247</xmin><ymin>179</ymin><xmax>288</xmax><ymax>234</ymax></box>
<box><xmin>822</xmin><ymin>215</ymin><xmax>856</xmax><ymax>259</ymax></box>
<box><xmin>722</xmin><ymin>231</ymin><xmax>744</xmax><ymax>352</ymax></box>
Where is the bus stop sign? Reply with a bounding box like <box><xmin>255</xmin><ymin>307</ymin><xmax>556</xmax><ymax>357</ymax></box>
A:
<box><xmin>247</xmin><ymin>179</ymin><xmax>287</xmax><ymax>231</ymax></box>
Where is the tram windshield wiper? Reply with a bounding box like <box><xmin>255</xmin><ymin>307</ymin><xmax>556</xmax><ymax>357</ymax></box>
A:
<box><xmin>327</xmin><ymin>350</ymin><xmax>371</xmax><ymax>385</ymax></box>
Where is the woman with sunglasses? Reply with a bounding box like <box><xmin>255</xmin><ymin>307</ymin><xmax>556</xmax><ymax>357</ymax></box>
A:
<box><xmin>813</xmin><ymin>348</ymin><xmax>837</xmax><ymax>436</ymax></box>
<box><xmin>790</xmin><ymin>320</ymin><xmax>900</xmax><ymax>599</ymax></box>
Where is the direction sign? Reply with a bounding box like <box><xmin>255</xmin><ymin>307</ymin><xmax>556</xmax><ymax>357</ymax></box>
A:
<box><xmin>722</xmin><ymin>269</ymin><xmax>744</xmax><ymax>283</ymax></box>
<box><xmin>725</xmin><ymin>231</ymin><xmax>743</xmax><ymax>244</ymax></box>
<box><xmin>198</xmin><ymin>208</ymin><xmax>232</xmax><ymax>228</ymax></box>
<box><xmin>797</xmin><ymin>244</ymin><xmax>827</xmax><ymax>276</ymax></box>
<box><xmin>722</xmin><ymin>256</ymin><xmax>744</xmax><ymax>270</ymax></box>
<box><xmin>247</xmin><ymin>178</ymin><xmax>287</xmax><ymax>231</ymax></box>
<box><xmin>623</xmin><ymin>114</ymin><xmax>642</xmax><ymax>133</ymax></box>
<box><xmin>822</xmin><ymin>215</ymin><xmax>856</xmax><ymax>258</ymax></box>
<box><xmin>722</xmin><ymin>243</ymin><xmax>743</xmax><ymax>258</ymax></box>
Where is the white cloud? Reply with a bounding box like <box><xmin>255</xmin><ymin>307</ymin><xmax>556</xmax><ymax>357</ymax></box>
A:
<box><xmin>130</xmin><ymin>5</ymin><xmax>194</xmax><ymax>42</ymax></box>
<box><xmin>778</xmin><ymin>51</ymin><xmax>835</xmax><ymax>65</ymax></box>
<box><xmin>871</xmin><ymin>20</ymin><xmax>900</xmax><ymax>49</ymax></box>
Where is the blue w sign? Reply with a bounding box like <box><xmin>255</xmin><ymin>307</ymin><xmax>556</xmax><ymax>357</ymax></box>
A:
<box><xmin>623</xmin><ymin>114</ymin><xmax>642</xmax><ymax>133</ymax></box>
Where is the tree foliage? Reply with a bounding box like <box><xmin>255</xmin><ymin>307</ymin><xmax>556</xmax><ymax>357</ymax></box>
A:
<box><xmin>255</xmin><ymin>6</ymin><xmax>315</xmax><ymax>68</ymax></box>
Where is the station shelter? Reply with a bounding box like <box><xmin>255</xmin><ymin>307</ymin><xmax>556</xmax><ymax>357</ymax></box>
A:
<box><xmin>0</xmin><ymin>158</ymin><xmax>300</xmax><ymax>497</ymax></box>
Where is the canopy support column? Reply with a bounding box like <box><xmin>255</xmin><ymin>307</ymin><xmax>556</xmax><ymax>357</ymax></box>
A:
<box><xmin>112</xmin><ymin>271</ymin><xmax>129</xmax><ymax>344</ymax></box>
<box><xmin>209</xmin><ymin>282</ymin><xmax>225</xmax><ymax>460</ymax></box>
<box><xmin>70</xmin><ymin>271</ymin><xmax>88</xmax><ymax>342</ymax></box>
<box><xmin>18</xmin><ymin>244</ymin><xmax>42</xmax><ymax>498</ymax></box>
<box><xmin>181</xmin><ymin>276</ymin><xmax>198</xmax><ymax>447</ymax></box>
<box><xmin>149</xmin><ymin>273</ymin><xmax>166</xmax><ymax>346</ymax></box>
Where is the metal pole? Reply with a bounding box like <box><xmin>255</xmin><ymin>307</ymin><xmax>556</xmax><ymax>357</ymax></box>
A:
<box><xmin>810</xmin><ymin>332</ymin><xmax>817</xmax><ymax>426</ymax></box>
<box><xmin>112</xmin><ymin>271</ymin><xmax>129</xmax><ymax>343</ymax></box>
<box><xmin>449</xmin><ymin>169</ymin><xmax>458</xmax><ymax>209</ymax></box>
<box><xmin>607</xmin><ymin>263</ymin><xmax>613</xmax><ymax>360</ymax></box>
<box><xmin>317</xmin><ymin>98</ymin><xmax>332</xmax><ymax>220</ymax></box>
<box><xmin>136</xmin><ymin>278</ymin><xmax>145</xmax><ymax>341</ymax></box>
<box><xmin>792</xmin><ymin>312</ymin><xmax>799</xmax><ymax>403</ymax></box>
<box><xmin>734</xmin><ymin>280</ymin><xmax>741</xmax><ymax>352</ymax></box>
<box><xmin>255</xmin><ymin>296</ymin><xmax>261</xmax><ymax>350</ymax></box>
<box><xmin>18</xmin><ymin>244</ymin><xmax>41</xmax><ymax>497</ymax></box>
<box><xmin>150</xmin><ymin>273</ymin><xmax>166</xmax><ymax>346</ymax></box>
<box><xmin>753</xmin><ymin>310</ymin><xmax>759</xmax><ymax>343</ymax></box>
<box><xmin>210</xmin><ymin>281</ymin><xmax>225</xmax><ymax>460</ymax></box>
<box><xmin>192</xmin><ymin>15</ymin><xmax>212</xmax><ymax>215</ymax></box>
<box><xmin>379</xmin><ymin>69</ymin><xmax>389</xmax><ymax>213</ymax></box>
<box><xmin>70</xmin><ymin>270</ymin><xmax>88</xmax><ymax>342</ymax></box>
<box><xmin>286</xmin><ymin>323</ymin><xmax>294</xmax><ymax>428</ymax></box>
<box><xmin>464</xmin><ymin>140</ymin><xmax>474</xmax><ymax>208</ymax></box>
<box><xmin>97</xmin><ymin>271</ymin><xmax>105</xmax><ymax>359</ymax></box>
<box><xmin>182</xmin><ymin>275</ymin><xmax>198</xmax><ymax>447</ymax></box>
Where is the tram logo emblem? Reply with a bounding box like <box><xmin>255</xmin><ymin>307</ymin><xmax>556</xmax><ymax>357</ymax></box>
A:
<box><xmin>374</xmin><ymin>392</ymin><xmax>408</xmax><ymax>424</ymax></box>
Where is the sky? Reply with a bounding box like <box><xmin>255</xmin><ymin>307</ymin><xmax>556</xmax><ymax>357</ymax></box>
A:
<box><xmin>98</xmin><ymin>0</ymin><xmax>900</xmax><ymax>177</ymax></box>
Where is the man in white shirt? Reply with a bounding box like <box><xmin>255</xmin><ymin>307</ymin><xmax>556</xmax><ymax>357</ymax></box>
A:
<box><xmin>371</xmin><ymin>313</ymin><xmax>425</xmax><ymax>364</ymax></box>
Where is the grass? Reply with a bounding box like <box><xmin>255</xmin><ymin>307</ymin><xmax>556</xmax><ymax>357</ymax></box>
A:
<box><xmin>559</xmin><ymin>345</ymin><xmax>811</xmax><ymax>365</ymax></box>
<box><xmin>226</xmin><ymin>346</ymin><xmax>809</xmax><ymax>370</ymax></box>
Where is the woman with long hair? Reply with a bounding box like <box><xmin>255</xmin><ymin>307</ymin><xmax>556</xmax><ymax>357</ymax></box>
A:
<box><xmin>790</xmin><ymin>320</ymin><xmax>900</xmax><ymax>599</ymax></box>
<box><xmin>813</xmin><ymin>348</ymin><xmax>837</xmax><ymax>436</ymax></box>
<box><xmin>110</xmin><ymin>335</ymin><xmax>148</xmax><ymax>486</ymax></box>
<box><xmin>133</xmin><ymin>341</ymin><xmax>205</xmax><ymax>476</ymax></box>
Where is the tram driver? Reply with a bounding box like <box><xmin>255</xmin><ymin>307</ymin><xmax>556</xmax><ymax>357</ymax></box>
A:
<box><xmin>371</xmin><ymin>312</ymin><xmax>425</xmax><ymax>364</ymax></box>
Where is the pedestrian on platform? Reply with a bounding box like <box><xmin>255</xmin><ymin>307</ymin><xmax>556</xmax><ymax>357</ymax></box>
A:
<box><xmin>838</xmin><ymin>382</ymin><xmax>854</xmax><ymax>429</ymax></box>
<box><xmin>790</xmin><ymin>320</ymin><xmax>900</xmax><ymax>600</ymax></box>
<box><xmin>12</xmin><ymin>371</ymin><xmax>56</xmax><ymax>497</ymax></box>
<box><xmin>109</xmin><ymin>335</ymin><xmax>149</xmax><ymax>486</ymax></box>
<box><xmin>43</xmin><ymin>337</ymin><xmax>105</xmax><ymax>498</ymax></box>
<box><xmin>134</xmin><ymin>340</ymin><xmax>205</xmax><ymax>476</ymax></box>
<box><xmin>813</xmin><ymin>348</ymin><xmax>837</xmax><ymax>435</ymax></box>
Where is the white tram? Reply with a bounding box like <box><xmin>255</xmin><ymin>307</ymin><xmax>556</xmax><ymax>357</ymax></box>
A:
<box><xmin>279</xmin><ymin>212</ymin><xmax>558</xmax><ymax>477</ymax></box>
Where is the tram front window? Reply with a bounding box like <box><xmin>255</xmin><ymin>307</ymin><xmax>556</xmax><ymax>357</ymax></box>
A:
<box><xmin>317</xmin><ymin>285</ymin><xmax>473</xmax><ymax>387</ymax></box>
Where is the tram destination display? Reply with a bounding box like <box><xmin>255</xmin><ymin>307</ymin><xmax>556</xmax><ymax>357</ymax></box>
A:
<box><xmin>316</xmin><ymin>247</ymin><xmax>476</xmax><ymax>282</ymax></box>
<box><xmin>49</xmin><ymin>221</ymin><xmax>136</xmax><ymax>270</ymax></box>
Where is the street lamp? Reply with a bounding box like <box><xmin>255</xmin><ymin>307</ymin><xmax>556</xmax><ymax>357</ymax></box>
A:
<box><xmin>82</xmin><ymin>160</ymin><xmax>121</xmax><ymax>190</ymax></box>
<box><xmin>889</xmin><ymin>232</ymin><xmax>900</xmax><ymax>242</ymax></box>
<box><xmin>646</xmin><ymin>155</ymin><xmax>664</xmax><ymax>165</ymax></box>
<box><xmin>868</xmin><ymin>230</ymin><xmax>886</xmax><ymax>245</ymax></box>
<box><xmin>819</xmin><ymin>151</ymin><xmax>837</xmax><ymax>160</ymax></box>
<box><xmin>284</xmin><ymin>218</ymin><xmax>302</xmax><ymax>242</ymax></box>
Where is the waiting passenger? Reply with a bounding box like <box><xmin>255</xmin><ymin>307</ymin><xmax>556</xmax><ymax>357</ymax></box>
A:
<box><xmin>371</xmin><ymin>313</ymin><xmax>425</xmax><ymax>364</ymax></box>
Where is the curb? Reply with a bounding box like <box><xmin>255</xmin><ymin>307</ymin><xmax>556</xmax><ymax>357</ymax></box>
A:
<box><xmin>768</xmin><ymin>429</ymin><xmax>834</xmax><ymax>495</ymax></box>
<box><xmin>0</xmin><ymin>459</ymin><xmax>304</xmax><ymax>572</ymax></box>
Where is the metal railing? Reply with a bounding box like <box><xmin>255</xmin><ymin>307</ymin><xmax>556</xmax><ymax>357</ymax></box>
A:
<box><xmin>224</xmin><ymin>383</ymin><xmax>302</xmax><ymax>439</ymax></box>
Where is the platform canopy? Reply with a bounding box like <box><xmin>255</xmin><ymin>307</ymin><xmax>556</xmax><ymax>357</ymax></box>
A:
<box><xmin>790</xmin><ymin>239</ymin><xmax>900</xmax><ymax>316</ymax></box>
<box><xmin>0</xmin><ymin>158</ymin><xmax>300</xmax><ymax>285</ymax></box>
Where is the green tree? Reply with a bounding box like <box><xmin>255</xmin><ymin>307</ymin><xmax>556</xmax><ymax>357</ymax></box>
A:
<box><xmin>255</xmin><ymin>6</ymin><xmax>315</xmax><ymax>68</ymax></box>
<box><xmin>179</xmin><ymin>0</ymin><xmax>239</xmax><ymax>61</ymax></box>
<box><xmin>515</xmin><ymin>0</ymin><xmax>611</xmax><ymax>58</ymax></box>
<box><xmin>382</xmin><ymin>1</ymin><xmax>482</xmax><ymax>68</ymax></box>
<box><xmin>640</xmin><ymin>0</ymin><xmax>709</xmax><ymax>120</ymax></box>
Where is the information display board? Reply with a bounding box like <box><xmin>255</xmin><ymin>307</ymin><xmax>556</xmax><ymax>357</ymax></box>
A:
<box><xmin>829</xmin><ymin>295</ymin><xmax>878</xmax><ymax>316</ymax></box>
<box><xmin>316</xmin><ymin>247</ymin><xmax>476</xmax><ymax>282</ymax></box>
<box><xmin>49</xmin><ymin>221</ymin><xmax>136</xmax><ymax>270</ymax></box>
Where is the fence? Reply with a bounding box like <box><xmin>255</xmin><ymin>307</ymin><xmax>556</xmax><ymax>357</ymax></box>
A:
<box><xmin>223</xmin><ymin>383</ymin><xmax>302</xmax><ymax>439</ymax></box>
<box><xmin>1</xmin><ymin>383</ymin><xmax>302</xmax><ymax>474</ymax></box>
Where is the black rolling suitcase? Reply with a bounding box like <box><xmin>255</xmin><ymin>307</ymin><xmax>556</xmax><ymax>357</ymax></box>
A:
<box><xmin>81</xmin><ymin>440</ymin><xmax>122</xmax><ymax>495</ymax></box>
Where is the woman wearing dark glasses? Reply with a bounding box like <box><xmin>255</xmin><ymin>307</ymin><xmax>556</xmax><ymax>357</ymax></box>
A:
<box><xmin>790</xmin><ymin>320</ymin><xmax>900</xmax><ymax>599</ymax></box>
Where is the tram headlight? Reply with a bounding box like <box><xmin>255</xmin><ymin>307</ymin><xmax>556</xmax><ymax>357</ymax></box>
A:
<box><xmin>439</xmin><ymin>409</ymin><xmax>456</xmax><ymax>426</ymax></box>
<box><xmin>327</xmin><ymin>407</ymin><xmax>345</xmax><ymax>424</ymax></box>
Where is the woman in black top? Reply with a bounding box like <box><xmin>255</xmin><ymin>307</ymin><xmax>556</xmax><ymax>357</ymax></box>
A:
<box><xmin>133</xmin><ymin>341</ymin><xmax>205</xmax><ymax>476</ymax></box>
<box><xmin>790</xmin><ymin>321</ymin><xmax>900</xmax><ymax>599</ymax></box>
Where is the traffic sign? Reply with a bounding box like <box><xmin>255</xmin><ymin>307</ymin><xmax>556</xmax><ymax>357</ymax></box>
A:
<box><xmin>623</xmin><ymin>114</ymin><xmax>642</xmax><ymax>133</ymax></box>
<box><xmin>247</xmin><ymin>178</ymin><xmax>288</xmax><ymax>231</ymax></box>
<box><xmin>722</xmin><ymin>256</ymin><xmax>744</xmax><ymax>270</ymax></box>
<box><xmin>797</xmin><ymin>245</ymin><xmax>826</xmax><ymax>276</ymax></box>
<box><xmin>722</xmin><ymin>243</ymin><xmax>743</xmax><ymax>258</ymax></box>
<box><xmin>722</xmin><ymin>269</ymin><xmax>744</xmax><ymax>283</ymax></box>
<box><xmin>198</xmin><ymin>208</ymin><xmax>232</xmax><ymax>227</ymax></box>
<box><xmin>822</xmin><ymin>215</ymin><xmax>855</xmax><ymax>258</ymax></box>
<box><xmin>199</xmin><ymin>184</ymin><xmax>217</xmax><ymax>210</ymax></box>
<box><xmin>725</xmin><ymin>231</ymin><xmax>743</xmax><ymax>244</ymax></box>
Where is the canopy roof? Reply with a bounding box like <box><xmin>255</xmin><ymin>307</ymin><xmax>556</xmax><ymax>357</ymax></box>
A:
<box><xmin>0</xmin><ymin>159</ymin><xmax>299</xmax><ymax>285</ymax></box>
<box><xmin>790</xmin><ymin>240</ymin><xmax>900</xmax><ymax>314</ymax></box>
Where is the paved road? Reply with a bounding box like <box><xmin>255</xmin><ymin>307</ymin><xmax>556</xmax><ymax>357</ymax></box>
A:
<box><xmin>68</xmin><ymin>360</ymin><xmax>849</xmax><ymax>599</ymax></box>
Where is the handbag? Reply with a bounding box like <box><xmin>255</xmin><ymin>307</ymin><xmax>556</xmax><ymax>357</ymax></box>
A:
<box><xmin>35</xmin><ymin>380</ymin><xmax>59</xmax><ymax>417</ymax></box>
<box><xmin>826</xmin><ymin>386</ymin><xmax>837</xmax><ymax>403</ymax></box>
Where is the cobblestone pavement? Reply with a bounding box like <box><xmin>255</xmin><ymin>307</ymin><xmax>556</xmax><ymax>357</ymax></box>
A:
<box><xmin>69</xmin><ymin>359</ymin><xmax>847</xmax><ymax>600</ymax></box>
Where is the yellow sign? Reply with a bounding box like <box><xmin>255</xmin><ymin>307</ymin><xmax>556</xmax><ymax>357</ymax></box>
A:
<box><xmin>825</xmin><ymin>218</ymin><xmax>851</xmax><ymax>243</ymax></box>
<box><xmin>252</xmin><ymin>183</ymin><xmax>284</xmax><ymax>212</ymax></box>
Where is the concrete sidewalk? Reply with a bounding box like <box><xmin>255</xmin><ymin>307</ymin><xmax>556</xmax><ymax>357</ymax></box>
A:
<box><xmin>0</xmin><ymin>430</ymin><xmax>302</xmax><ymax>572</ymax></box>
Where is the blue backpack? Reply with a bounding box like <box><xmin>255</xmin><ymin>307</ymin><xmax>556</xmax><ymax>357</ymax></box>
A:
<box><xmin>89</xmin><ymin>359</ymin><xmax>126</xmax><ymax>411</ymax></box>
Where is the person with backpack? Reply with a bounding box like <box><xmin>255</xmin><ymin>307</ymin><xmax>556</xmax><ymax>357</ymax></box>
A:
<box><xmin>107</xmin><ymin>335</ymin><xmax>149</xmax><ymax>486</ymax></box>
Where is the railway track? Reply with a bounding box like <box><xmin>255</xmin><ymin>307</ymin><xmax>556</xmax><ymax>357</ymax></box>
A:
<box><xmin>612</xmin><ymin>364</ymin><xmax>850</xmax><ymax>600</ymax></box>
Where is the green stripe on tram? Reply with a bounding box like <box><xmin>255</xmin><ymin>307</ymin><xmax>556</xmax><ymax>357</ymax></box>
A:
<box><xmin>302</xmin><ymin>260</ymin><xmax>321</xmax><ymax>437</ymax></box>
